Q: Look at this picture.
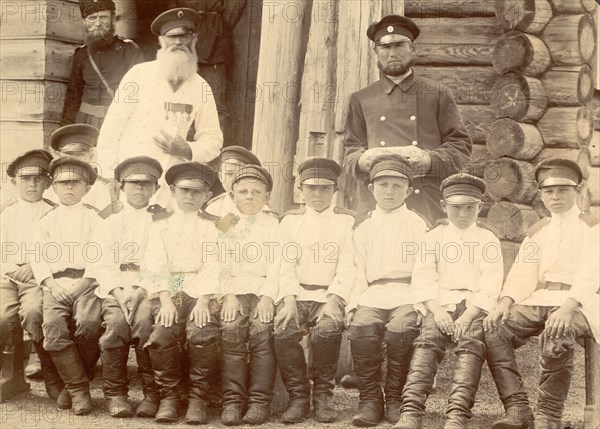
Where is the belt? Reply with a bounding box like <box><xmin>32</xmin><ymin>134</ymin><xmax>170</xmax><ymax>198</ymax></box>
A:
<box><xmin>368</xmin><ymin>276</ymin><xmax>412</xmax><ymax>287</ymax></box>
<box><xmin>119</xmin><ymin>263</ymin><xmax>140</xmax><ymax>272</ymax></box>
<box><xmin>535</xmin><ymin>281</ymin><xmax>572</xmax><ymax>292</ymax></box>
<box><xmin>300</xmin><ymin>283</ymin><xmax>328</xmax><ymax>291</ymax></box>
<box><xmin>79</xmin><ymin>102</ymin><xmax>109</xmax><ymax>118</ymax></box>
<box><xmin>53</xmin><ymin>268</ymin><xmax>85</xmax><ymax>279</ymax></box>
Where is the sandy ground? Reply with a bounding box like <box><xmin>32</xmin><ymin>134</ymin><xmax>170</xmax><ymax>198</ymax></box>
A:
<box><xmin>0</xmin><ymin>338</ymin><xmax>588</xmax><ymax>429</ymax></box>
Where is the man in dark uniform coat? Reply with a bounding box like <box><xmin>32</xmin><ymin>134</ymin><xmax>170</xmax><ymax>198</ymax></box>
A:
<box><xmin>61</xmin><ymin>0</ymin><xmax>145</xmax><ymax>128</ymax></box>
<box><xmin>343</xmin><ymin>15</ymin><xmax>472</xmax><ymax>224</ymax></box>
<box><xmin>170</xmin><ymin>0</ymin><xmax>247</xmax><ymax>146</ymax></box>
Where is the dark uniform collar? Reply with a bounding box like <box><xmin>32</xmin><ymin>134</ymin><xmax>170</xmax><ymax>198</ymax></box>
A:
<box><xmin>380</xmin><ymin>70</ymin><xmax>416</xmax><ymax>94</ymax></box>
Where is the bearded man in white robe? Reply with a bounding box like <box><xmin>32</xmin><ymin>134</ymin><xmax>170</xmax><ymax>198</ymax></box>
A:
<box><xmin>96</xmin><ymin>8</ymin><xmax>223</xmax><ymax>205</ymax></box>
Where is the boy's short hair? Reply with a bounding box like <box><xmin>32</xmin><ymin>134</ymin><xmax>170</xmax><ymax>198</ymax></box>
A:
<box><xmin>441</xmin><ymin>173</ymin><xmax>485</xmax><ymax>204</ymax></box>
<box><xmin>369</xmin><ymin>154</ymin><xmax>414</xmax><ymax>184</ymax></box>
<box><xmin>535</xmin><ymin>158</ymin><xmax>582</xmax><ymax>188</ymax></box>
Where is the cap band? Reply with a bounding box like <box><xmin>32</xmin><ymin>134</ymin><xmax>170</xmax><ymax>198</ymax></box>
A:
<box><xmin>53</xmin><ymin>167</ymin><xmax>89</xmax><ymax>182</ymax></box>
<box><xmin>539</xmin><ymin>177</ymin><xmax>578</xmax><ymax>187</ymax></box>
<box><xmin>444</xmin><ymin>195</ymin><xmax>482</xmax><ymax>204</ymax></box>
<box><xmin>377</xmin><ymin>34</ymin><xmax>412</xmax><ymax>45</ymax></box>
<box><xmin>301</xmin><ymin>177</ymin><xmax>336</xmax><ymax>185</ymax></box>
<box><xmin>15</xmin><ymin>166</ymin><xmax>47</xmax><ymax>177</ymax></box>
<box><xmin>174</xmin><ymin>178</ymin><xmax>210</xmax><ymax>189</ymax></box>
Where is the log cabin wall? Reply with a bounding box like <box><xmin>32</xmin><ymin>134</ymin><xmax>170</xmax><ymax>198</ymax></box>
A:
<box><xmin>1</xmin><ymin>0</ymin><xmax>83</xmax><ymax>179</ymax></box>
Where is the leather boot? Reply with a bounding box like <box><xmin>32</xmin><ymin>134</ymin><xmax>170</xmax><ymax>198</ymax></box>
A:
<box><xmin>385</xmin><ymin>331</ymin><xmax>415</xmax><ymax>423</ymax></box>
<box><xmin>185</xmin><ymin>343</ymin><xmax>218</xmax><ymax>425</ymax></box>
<box><xmin>537</xmin><ymin>351</ymin><xmax>573</xmax><ymax>421</ymax></box>
<box><xmin>443</xmin><ymin>415</ymin><xmax>470</xmax><ymax>429</ymax></box>
<box><xmin>486</xmin><ymin>338</ymin><xmax>533</xmax><ymax>429</ymax></box>
<box><xmin>394</xmin><ymin>348</ymin><xmax>439</xmax><ymax>429</ymax></box>
<box><xmin>350</xmin><ymin>336</ymin><xmax>384</xmax><ymax>427</ymax></box>
<box><xmin>134</xmin><ymin>347</ymin><xmax>159</xmax><ymax>417</ymax></box>
<box><xmin>221</xmin><ymin>339</ymin><xmax>247</xmax><ymax>426</ymax></box>
<box><xmin>311</xmin><ymin>332</ymin><xmax>341</xmax><ymax>423</ymax></box>
<box><xmin>149</xmin><ymin>346</ymin><xmax>182</xmax><ymax>423</ymax></box>
<box><xmin>534</xmin><ymin>415</ymin><xmax>562</xmax><ymax>429</ymax></box>
<box><xmin>446</xmin><ymin>352</ymin><xmax>484</xmax><ymax>424</ymax></box>
<box><xmin>76</xmin><ymin>339</ymin><xmax>100</xmax><ymax>381</ymax></box>
<box><xmin>33</xmin><ymin>341</ymin><xmax>64</xmax><ymax>401</ymax></box>
<box><xmin>274</xmin><ymin>336</ymin><xmax>310</xmax><ymax>423</ymax></box>
<box><xmin>49</xmin><ymin>344</ymin><xmax>93</xmax><ymax>415</ymax></box>
<box><xmin>244</xmin><ymin>332</ymin><xmax>275</xmax><ymax>425</ymax></box>
<box><xmin>101</xmin><ymin>346</ymin><xmax>133</xmax><ymax>417</ymax></box>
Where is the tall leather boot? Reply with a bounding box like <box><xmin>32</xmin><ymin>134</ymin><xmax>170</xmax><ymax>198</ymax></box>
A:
<box><xmin>185</xmin><ymin>343</ymin><xmax>218</xmax><ymax>425</ymax></box>
<box><xmin>221</xmin><ymin>339</ymin><xmax>247</xmax><ymax>426</ymax></box>
<box><xmin>351</xmin><ymin>336</ymin><xmax>384</xmax><ymax>427</ymax></box>
<box><xmin>101</xmin><ymin>346</ymin><xmax>133</xmax><ymax>417</ymax></box>
<box><xmin>134</xmin><ymin>347</ymin><xmax>159</xmax><ymax>417</ymax></box>
<box><xmin>486</xmin><ymin>337</ymin><xmax>533</xmax><ymax>429</ymax></box>
<box><xmin>274</xmin><ymin>336</ymin><xmax>310</xmax><ymax>423</ymax></box>
<box><xmin>535</xmin><ymin>350</ymin><xmax>573</xmax><ymax>428</ymax></box>
<box><xmin>49</xmin><ymin>344</ymin><xmax>93</xmax><ymax>415</ymax></box>
<box><xmin>32</xmin><ymin>340</ymin><xmax>64</xmax><ymax>401</ymax></box>
<box><xmin>392</xmin><ymin>347</ymin><xmax>439</xmax><ymax>429</ymax></box>
<box><xmin>149</xmin><ymin>346</ymin><xmax>182</xmax><ymax>423</ymax></box>
<box><xmin>311</xmin><ymin>333</ymin><xmax>341</xmax><ymax>423</ymax></box>
<box><xmin>444</xmin><ymin>352</ymin><xmax>484</xmax><ymax>429</ymax></box>
<box><xmin>76</xmin><ymin>339</ymin><xmax>100</xmax><ymax>381</ymax></box>
<box><xmin>385</xmin><ymin>331</ymin><xmax>415</xmax><ymax>424</ymax></box>
<box><xmin>244</xmin><ymin>333</ymin><xmax>276</xmax><ymax>425</ymax></box>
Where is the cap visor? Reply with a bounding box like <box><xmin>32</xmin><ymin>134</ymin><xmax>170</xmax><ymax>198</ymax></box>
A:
<box><xmin>301</xmin><ymin>178</ymin><xmax>336</xmax><ymax>185</ymax></box>
<box><xmin>122</xmin><ymin>173</ymin><xmax>158</xmax><ymax>182</ymax></box>
<box><xmin>372</xmin><ymin>170</ymin><xmax>409</xmax><ymax>180</ymax></box>
<box><xmin>444</xmin><ymin>195</ymin><xmax>482</xmax><ymax>204</ymax></box>
<box><xmin>378</xmin><ymin>34</ymin><xmax>412</xmax><ymax>44</ymax></box>
<box><xmin>539</xmin><ymin>178</ymin><xmax>578</xmax><ymax>187</ymax></box>
<box><xmin>53</xmin><ymin>171</ymin><xmax>87</xmax><ymax>182</ymax></box>
<box><xmin>164</xmin><ymin>26</ymin><xmax>194</xmax><ymax>36</ymax></box>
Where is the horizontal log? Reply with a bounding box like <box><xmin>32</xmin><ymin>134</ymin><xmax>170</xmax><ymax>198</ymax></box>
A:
<box><xmin>541</xmin><ymin>14</ymin><xmax>596</xmax><ymax>66</ymax></box>
<box><xmin>591</xmin><ymin>131</ymin><xmax>600</xmax><ymax>166</ymax></box>
<box><xmin>414</xmin><ymin>66</ymin><xmax>498</xmax><ymax>105</ymax></box>
<box><xmin>405</xmin><ymin>0</ymin><xmax>496</xmax><ymax>17</ymax></box>
<box><xmin>487</xmin><ymin>201</ymin><xmax>541</xmax><ymax>241</ymax></box>
<box><xmin>541</xmin><ymin>65</ymin><xmax>594</xmax><ymax>106</ymax></box>
<box><xmin>457</xmin><ymin>104</ymin><xmax>495</xmax><ymax>145</ymax></box>
<box><xmin>0</xmin><ymin>0</ymin><xmax>84</xmax><ymax>42</ymax></box>
<box><xmin>537</xmin><ymin>106</ymin><xmax>594</xmax><ymax>148</ymax></box>
<box><xmin>0</xmin><ymin>121</ymin><xmax>59</xmax><ymax>165</ymax></box>
<box><xmin>487</xmin><ymin>118</ymin><xmax>543</xmax><ymax>160</ymax></box>
<box><xmin>0</xmin><ymin>80</ymin><xmax>66</xmax><ymax>123</ymax></box>
<box><xmin>532</xmin><ymin>147</ymin><xmax>591</xmax><ymax>179</ymax></box>
<box><xmin>484</xmin><ymin>157</ymin><xmax>539</xmax><ymax>203</ymax></box>
<box><xmin>495</xmin><ymin>0</ymin><xmax>553</xmax><ymax>35</ymax></box>
<box><xmin>0</xmin><ymin>39</ymin><xmax>78</xmax><ymax>82</ymax></box>
<box><xmin>549</xmin><ymin>0</ymin><xmax>597</xmax><ymax>14</ymax></box>
<box><xmin>493</xmin><ymin>31</ymin><xmax>551</xmax><ymax>76</ymax></box>
<box><xmin>490</xmin><ymin>73</ymin><xmax>547</xmax><ymax>122</ymax></box>
<box><xmin>412</xmin><ymin>19</ymin><xmax>500</xmax><ymax>65</ymax></box>
<box><xmin>589</xmin><ymin>168</ymin><xmax>600</xmax><ymax>205</ymax></box>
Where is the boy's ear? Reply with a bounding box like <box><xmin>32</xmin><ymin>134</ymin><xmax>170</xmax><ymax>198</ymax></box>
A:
<box><xmin>575</xmin><ymin>184</ymin><xmax>583</xmax><ymax>193</ymax></box>
<box><xmin>367</xmin><ymin>183</ymin><xmax>375</xmax><ymax>194</ymax></box>
<box><xmin>265</xmin><ymin>191</ymin><xmax>271</xmax><ymax>202</ymax></box>
<box><xmin>206</xmin><ymin>191</ymin><xmax>213</xmax><ymax>201</ymax></box>
<box><xmin>440</xmin><ymin>200</ymin><xmax>447</xmax><ymax>213</ymax></box>
<box><xmin>405</xmin><ymin>186</ymin><xmax>414</xmax><ymax>197</ymax></box>
<box><xmin>153</xmin><ymin>183</ymin><xmax>161</xmax><ymax>194</ymax></box>
<box><xmin>10</xmin><ymin>178</ymin><xmax>16</xmax><ymax>186</ymax></box>
<box><xmin>169</xmin><ymin>184</ymin><xmax>176</xmax><ymax>194</ymax></box>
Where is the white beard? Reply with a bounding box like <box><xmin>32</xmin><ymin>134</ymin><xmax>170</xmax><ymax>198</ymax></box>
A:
<box><xmin>156</xmin><ymin>46</ymin><xmax>198</xmax><ymax>83</ymax></box>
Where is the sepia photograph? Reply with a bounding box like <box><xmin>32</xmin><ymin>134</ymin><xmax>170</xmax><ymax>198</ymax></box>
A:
<box><xmin>0</xmin><ymin>0</ymin><xmax>599</xmax><ymax>428</ymax></box>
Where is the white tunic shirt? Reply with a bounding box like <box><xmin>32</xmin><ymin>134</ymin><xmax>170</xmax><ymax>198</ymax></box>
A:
<box><xmin>31</xmin><ymin>202</ymin><xmax>100</xmax><ymax>289</ymax></box>
<box><xmin>96</xmin><ymin>60</ymin><xmax>223</xmax><ymax>178</ymax></box>
<box><xmin>411</xmin><ymin>221</ymin><xmax>504</xmax><ymax>314</ymax></box>
<box><xmin>87</xmin><ymin>203</ymin><xmax>154</xmax><ymax>298</ymax></box>
<box><xmin>348</xmin><ymin>204</ymin><xmax>428</xmax><ymax>311</ymax></box>
<box><xmin>217</xmin><ymin>208</ymin><xmax>280</xmax><ymax>300</ymax></box>
<box><xmin>1</xmin><ymin>198</ymin><xmax>55</xmax><ymax>276</ymax></box>
<box><xmin>501</xmin><ymin>206</ymin><xmax>600</xmax><ymax>341</ymax></box>
<box><xmin>276</xmin><ymin>205</ymin><xmax>356</xmax><ymax>304</ymax></box>
<box><xmin>137</xmin><ymin>208</ymin><xmax>220</xmax><ymax>298</ymax></box>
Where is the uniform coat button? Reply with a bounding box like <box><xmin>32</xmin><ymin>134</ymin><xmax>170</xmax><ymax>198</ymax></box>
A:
<box><xmin>411</xmin><ymin>140</ymin><xmax>418</xmax><ymax>146</ymax></box>
<box><xmin>410</xmin><ymin>115</ymin><xmax>416</xmax><ymax>120</ymax></box>
<box><xmin>380</xmin><ymin>141</ymin><xmax>386</xmax><ymax>146</ymax></box>
<box><xmin>414</xmin><ymin>189</ymin><xmax>420</xmax><ymax>194</ymax></box>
